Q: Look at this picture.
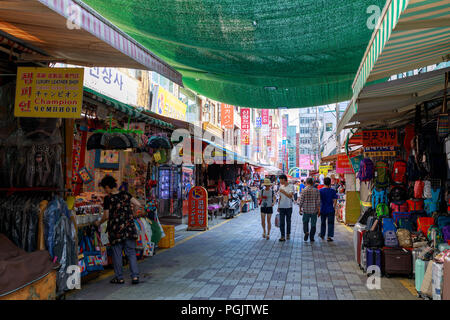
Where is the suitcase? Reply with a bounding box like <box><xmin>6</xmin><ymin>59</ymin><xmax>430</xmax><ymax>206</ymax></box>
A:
<box><xmin>443</xmin><ymin>257</ymin><xmax>450</xmax><ymax>300</ymax></box>
<box><xmin>383</xmin><ymin>248</ymin><xmax>413</xmax><ymax>278</ymax></box>
<box><xmin>412</xmin><ymin>248</ymin><xmax>422</xmax><ymax>274</ymax></box>
<box><xmin>415</xmin><ymin>259</ymin><xmax>430</xmax><ymax>297</ymax></box>
<box><xmin>354</xmin><ymin>223</ymin><xmax>365</xmax><ymax>266</ymax></box>
<box><xmin>366</xmin><ymin>248</ymin><xmax>382</xmax><ymax>275</ymax></box>
<box><xmin>361</xmin><ymin>246</ymin><xmax>367</xmax><ymax>272</ymax></box>
<box><xmin>421</xmin><ymin>261</ymin><xmax>433</xmax><ymax>299</ymax></box>
<box><xmin>432</xmin><ymin>261</ymin><xmax>444</xmax><ymax>300</ymax></box>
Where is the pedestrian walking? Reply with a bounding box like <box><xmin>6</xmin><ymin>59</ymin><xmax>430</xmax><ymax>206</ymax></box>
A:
<box><xmin>319</xmin><ymin>177</ymin><xmax>338</xmax><ymax>241</ymax></box>
<box><xmin>95</xmin><ymin>175</ymin><xmax>143</xmax><ymax>284</ymax></box>
<box><xmin>298</xmin><ymin>177</ymin><xmax>321</xmax><ymax>242</ymax></box>
<box><xmin>259</xmin><ymin>179</ymin><xmax>275</xmax><ymax>240</ymax></box>
<box><xmin>277</xmin><ymin>174</ymin><xmax>294</xmax><ymax>242</ymax></box>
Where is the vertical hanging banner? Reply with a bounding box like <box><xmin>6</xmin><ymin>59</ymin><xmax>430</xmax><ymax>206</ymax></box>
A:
<box><xmin>221</xmin><ymin>103</ymin><xmax>234</xmax><ymax>129</ymax></box>
<box><xmin>241</xmin><ymin>108</ymin><xmax>250</xmax><ymax>145</ymax></box>
<box><xmin>14</xmin><ymin>67</ymin><xmax>84</xmax><ymax>118</ymax></box>
<box><xmin>187</xmin><ymin>186</ymin><xmax>208</xmax><ymax>231</ymax></box>
<box><xmin>262</xmin><ymin>109</ymin><xmax>269</xmax><ymax>125</ymax></box>
<box><xmin>282</xmin><ymin>114</ymin><xmax>288</xmax><ymax>138</ymax></box>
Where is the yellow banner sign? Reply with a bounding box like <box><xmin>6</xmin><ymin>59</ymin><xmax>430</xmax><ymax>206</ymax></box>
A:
<box><xmin>14</xmin><ymin>67</ymin><xmax>84</xmax><ymax>118</ymax></box>
<box><xmin>319</xmin><ymin>165</ymin><xmax>333</xmax><ymax>175</ymax></box>
<box><xmin>151</xmin><ymin>84</ymin><xmax>187</xmax><ymax>121</ymax></box>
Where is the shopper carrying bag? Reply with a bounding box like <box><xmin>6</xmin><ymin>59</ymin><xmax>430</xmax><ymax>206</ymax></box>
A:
<box><xmin>259</xmin><ymin>179</ymin><xmax>275</xmax><ymax>240</ymax></box>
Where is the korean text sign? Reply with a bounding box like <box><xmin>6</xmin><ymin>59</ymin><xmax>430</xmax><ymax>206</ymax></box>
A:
<box><xmin>241</xmin><ymin>108</ymin><xmax>250</xmax><ymax>145</ymax></box>
<box><xmin>14</xmin><ymin>67</ymin><xmax>84</xmax><ymax>118</ymax></box>
<box><xmin>151</xmin><ymin>84</ymin><xmax>187</xmax><ymax>121</ymax></box>
<box><xmin>336</xmin><ymin>154</ymin><xmax>353</xmax><ymax>174</ymax></box>
<box><xmin>187</xmin><ymin>186</ymin><xmax>208</xmax><ymax>231</ymax></box>
<box><xmin>221</xmin><ymin>104</ymin><xmax>234</xmax><ymax>129</ymax></box>
<box><xmin>362</xmin><ymin>129</ymin><xmax>398</xmax><ymax>147</ymax></box>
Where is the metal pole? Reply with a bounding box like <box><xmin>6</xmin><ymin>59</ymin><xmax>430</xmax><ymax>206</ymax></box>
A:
<box><xmin>335</xmin><ymin>103</ymin><xmax>340</xmax><ymax>152</ymax></box>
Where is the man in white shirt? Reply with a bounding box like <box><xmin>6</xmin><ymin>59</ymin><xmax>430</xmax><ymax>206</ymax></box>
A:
<box><xmin>278</xmin><ymin>174</ymin><xmax>294</xmax><ymax>242</ymax></box>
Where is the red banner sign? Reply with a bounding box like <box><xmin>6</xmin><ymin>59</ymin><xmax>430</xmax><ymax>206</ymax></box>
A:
<box><xmin>262</xmin><ymin>109</ymin><xmax>269</xmax><ymax>125</ymax></box>
<box><xmin>362</xmin><ymin>129</ymin><xmax>398</xmax><ymax>147</ymax></box>
<box><xmin>241</xmin><ymin>108</ymin><xmax>250</xmax><ymax>145</ymax></box>
<box><xmin>336</xmin><ymin>154</ymin><xmax>353</xmax><ymax>174</ymax></box>
<box><xmin>221</xmin><ymin>103</ymin><xmax>234</xmax><ymax>129</ymax></box>
<box><xmin>187</xmin><ymin>186</ymin><xmax>208</xmax><ymax>231</ymax></box>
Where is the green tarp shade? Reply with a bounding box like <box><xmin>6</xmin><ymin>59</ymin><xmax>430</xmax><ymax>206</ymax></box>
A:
<box><xmin>81</xmin><ymin>0</ymin><xmax>387</xmax><ymax>108</ymax></box>
<box><xmin>83</xmin><ymin>87</ymin><xmax>174</xmax><ymax>129</ymax></box>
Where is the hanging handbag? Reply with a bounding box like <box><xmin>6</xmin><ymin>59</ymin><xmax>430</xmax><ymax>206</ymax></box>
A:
<box><xmin>82</xmin><ymin>235</ymin><xmax>104</xmax><ymax>273</ymax></box>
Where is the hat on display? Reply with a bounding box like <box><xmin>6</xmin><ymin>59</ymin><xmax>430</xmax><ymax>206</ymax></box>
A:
<box><xmin>87</xmin><ymin>132</ymin><xmax>104</xmax><ymax>150</ymax></box>
<box><xmin>124</xmin><ymin>133</ymin><xmax>138</xmax><ymax>148</ymax></box>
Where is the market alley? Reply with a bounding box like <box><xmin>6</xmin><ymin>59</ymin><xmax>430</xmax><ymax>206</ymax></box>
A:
<box><xmin>67</xmin><ymin>206</ymin><xmax>418</xmax><ymax>300</ymax></box>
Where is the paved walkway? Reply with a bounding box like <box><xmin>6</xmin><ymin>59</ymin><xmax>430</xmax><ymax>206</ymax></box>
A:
<box><xmin>68</xmin><ymin>205</ymin><xmax>417</xmax><ymax>300</ymax></box>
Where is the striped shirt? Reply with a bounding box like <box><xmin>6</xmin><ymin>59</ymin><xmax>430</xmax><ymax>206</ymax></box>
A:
<box><xmin>298</xmin><ymin>186</ymin><xmax>321</xmax><ymax>214</ymax></box>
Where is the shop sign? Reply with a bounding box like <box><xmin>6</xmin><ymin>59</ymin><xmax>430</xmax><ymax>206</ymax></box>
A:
<box><xmin>319</xmin><ymin>165</ymin><xmax>333</xmax><ymax>176</ymax></box>
<box><xmin>362</xmin><ymin>129</ymin><xmax>398</xmax><ymax>147</ymax></box>
<box><xmin>187</xmin><ymin>186</ymin><xmax>208</xmax><ymax>231</ymax></box>
<box><xmin>221</xmin><ymin>104</ymin><xmax>234</xmax><ymax>129</ymax></box>
<box><xmin>151</xmin><ymin>84</ymin><xmax>187</xmax><ymax>121</ymax></box>
<box><xmin>55</xmin><ymin>63</ymin><xmax>139</xmax><ymax>107</ymax></box>
<box><xmin>299</xmin><ymin>154</ymin><xmax>314</xmax><ymax>170</ymax></box>
<box><xmin>269</xmin><ymin>116</ymin><xmax>273</xmax><ymax>129</ymax></box>
<box><xmin>262</xmin><ymin>109</ymin><xmax>269</xmax><ymax>125</ymax></box>
<box><xmin>256</xmin><ymin>117</ymin><xmax>262</xmax><ymax>128</ymax></box>
<box><xmin>364</xmin><ymin>146</ymin><xmax>397</xmax><ymax>157</ymax></box>
<box><xmin>336</xmin><ymin>154</ymin><xmax>353</xmax><ymax>174</ymax></box>
<box><xmin>14</xmin><ymin>67</ymin><xmax>84</xmax><ymax>118</ymax></box>
<box><xmin>350</xmin><ymin>154</ymin><xmax>363</xmax><ymax>174</ymax></box>
<box><xmin>241</xmin><ymin>108</ymin><xmax>250</xmax><ymax>145</ymax></box>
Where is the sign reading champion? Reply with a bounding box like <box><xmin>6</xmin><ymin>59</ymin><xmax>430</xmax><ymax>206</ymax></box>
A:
<box><xmin>14</xmin><ymin>67</ymin><xmax>84</xmax><ymax>118</ymax></box>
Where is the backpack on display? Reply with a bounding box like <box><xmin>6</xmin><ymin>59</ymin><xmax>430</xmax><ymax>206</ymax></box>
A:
<box><xmin>382</xmin><ymin>218</ymin><xmax>397</xmax><ymax>235</ymax></box>
<box><xmin>407</xmin><ymin>199</ymin><xmax>424</xmax><ymax>212</ymax></box>
<box><xmin>372</xmin><ymin>187</ymin><xmax>388</xmax><ymax>209</ymax></box>
<box><xmin>406</xmin><ymin>155</ymin><xmax>421</xmax><ymax>182</ymax></box>
<box><xmin>423</xmin><ymin>181</ymin><xmax>432</xmax><ymax>199</ymax></box>
<box><xmin>414</xmin><ymin>180</ymin><xmax>424</xmax><ymax>199</ymax></box>
<box><xmin>424</xmin><ymin>199</ymin><xmax>438</xmax><ymax>216</ymax></box>
<box><xmin>357</xmin><ymin>208</ymin><xmax>376</xmax><ymax>225</ymax></box>
<box><xmin>397</xmin><ymin>229</ymin><xmax>413</xmax><ymax>248</ymax></box>
<box><xmin>393</xmin><ymin>212</ymin><xmax>411</xmax><ymax>225</ymax></box>
<box><xmin>374</xmin><ymin>161</ymin><xmax>389</xmax><ymax>188</ymax></box>
<box><xmin>437</xmin><ymin>216</ymin><xmax>450</xmax><ymax>230</ymax></box>
<box><xmin>427</xmin><ymin>226</ymin><xmax>444</xmax><ymax>246</ymax></box>
<box><xmin>442</xmin><ymin>225</ymin><xmax>450</xmax><ymax>242</ymax></box>
<box><xmin>391</xmin><ymin>160</ymin><xmax>407</xmax><ymax>184</ymax></box>
<box><xmin>376</xmin><ymin>203</ymin><xmax>389</xmax><ymax>218</ymax></box>
<box><xmin>390</xmin><ymin>201</ymin><xmax>409</xmax><ymax>213</ymax></box>
<box><xmin>397</xmin><ymin>218</ymin><xmax>414</xmax><ymax>232</ymax></box>
<box><xmin>384</xmin><ymin>230</ymin><xmax>399</xmax><ymax>247</ymax></box>
<box><xmin>417</xmin><ymin>217</ymin><xmax>435</xmax><ymax>235</ymax></box>
<box><xmin>389</xmin><ymin>185</ymin><xmax>408</xmax><ymax>203</ymax></box>
<box><xmin>357</xmin><ymin>158</ymin><xmax>374</xmax><ymax>181</ymax></box>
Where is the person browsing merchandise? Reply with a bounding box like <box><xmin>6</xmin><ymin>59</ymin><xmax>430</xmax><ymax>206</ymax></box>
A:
<box><xmin>277</xmin><ymin>174</ymin><xmax>294</xmax><ymax>242</ymax></box>
<box><xmin>298</xmin><ymin>177</ymin><xmax>321</xmax><ymax>242</ymax></box>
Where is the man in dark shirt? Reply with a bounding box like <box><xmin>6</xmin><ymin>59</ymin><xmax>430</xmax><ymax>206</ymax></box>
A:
<box><xmin>319</xmin><ymin>177</ymin><xmax>338</xmax><ymax>241</ymax></box>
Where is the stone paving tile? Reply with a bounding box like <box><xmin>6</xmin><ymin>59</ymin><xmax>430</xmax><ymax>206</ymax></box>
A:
<box><xmin>68</xmin><ymin>205</ymin><xmax>418</xmax><ymax>300</ymax></box>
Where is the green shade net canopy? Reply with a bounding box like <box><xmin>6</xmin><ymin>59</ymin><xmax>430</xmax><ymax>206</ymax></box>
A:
<box><xmin>82</xmin><ymin>0</ymin><xmax>387</xmax><ymax>108</ymax></box>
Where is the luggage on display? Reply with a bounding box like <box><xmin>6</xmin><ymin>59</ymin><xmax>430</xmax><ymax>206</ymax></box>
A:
<box><xmin>361</xmin><ymin>246</ymin><xmax>367</xmax><ymax>272</ymax></box>
<box><xmin>421</xmin><ymin>261</ymin><xmax>433</xmax><ymax>298</ymax></box>
<box><xmin>382</xmin><ymin>218</ymin><xmax>397</xmax><ymax>234</ymax></box>
<box><xmin>372</xmin><ymin>187</ymin><xmax>388</xmax><ymax>209</ymax></box>
<box><xmin>417</xmin><ymin>217</ymin><xmax>434</xmax><ymax>235</ymax></box>
<box><xmin>415</xmin><ymin>259</ymin><xmax>430</xmax><ymax>296</ymax></box>
<box><xmin>398</xmin><ymin>218</ymin><xmax>414</xmax><ymax>232</ymax></box>
<box><xmin>383</xmin><ymin>248</ymin><xmax>413</xmax><ymax>278</ymax></box>
<box><xmin>357</xmin><ymin>158</ymin><xmax>374</xmax><ymax>181</ymax></box>
<box><xmin>432</xmin><ymin>262</ymin><xmax>444</xmax><ymax>300</ymax></box>
<box><xmin>390</xmin><ymin>201</ymin><xmax>409</xmax><ymax>213</ymax></box>
<box><xmin>376</xmin><ymin>203</ymin><xmax>389</xmax><ymax>218</ymax></box>
<box><xmin>391</xmin><ymin>160</ymin><xmax>407</xmax><ymax>184</ymax></box>
<box><xmin>392</xmin><ymin>212</ymin><xmax>411</xmax><ymax>225</ymax></box>
<box><xmin>397</xmin><ymin>229</ymin><xmax>413</xmax><ymax>248</ymax></box>
<box><xmin>412</xmin><ymin>248</ymin><xmax>422</xmax><ymax>273</ymax></box>
<box><xmin>384</xmin><ymin>230</ymin><xmax>399</xmax><ymax>247</ymax></box>
<box><xmin>354</xmin><ymin>224</ymin><xmax>366</xmax><ymax>266</ymax></box>
<box><xmin>374</xmin><ymin>161</ymin><xmax>389</xmax><ymax>188</ymax></box>
<box><xmin>366</xmin><ymin>248</ymin><xmax>382</xmax><ymax>275</ymax></box>
<box><xmin>423</xmin><ymin>181</ymin><xmax>432</xmax><ymax>199</ymax></box>
<box><xmin>407</xmin><ymin>199</ymin><xmax>424</xmax><ymax>212</ymax></box>
<box><xmin>443</xmin><ymin>226</ymin><xmax>450</xmax><ymax>242</ymax></box>
<box><xmin>389</xmin><ymin>186</ymin><xmax>408</xmax><ymax>203</ymax></box>
<box><xmin>414</xmin><ymin>180</ymin><xmax>424</xmax><ymax>199</ymax></box>
<box><xmin>424</xmin><ymin>199</ymin><xmax>439</xmax><ymax>216</ymax></box>
<box><xmin>443</xmin><ymin>257</ymin><xmax>450</xmax><ymax>300</ymax></box>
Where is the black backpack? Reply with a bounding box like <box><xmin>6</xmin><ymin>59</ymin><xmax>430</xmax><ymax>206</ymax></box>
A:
<box><xmin>389</xmin><ymin>185</ymin><xmax>407</xmax><ymax>203</ymax></box>
<box><xmin>358</xmin><ymin>208</ymin><xmax>376</xmax><ymax>225</ymax></box>
<box><xmin>363</xmin><ymin>228</ymin><xmax>384</xmax><ymax>248</ymax></box>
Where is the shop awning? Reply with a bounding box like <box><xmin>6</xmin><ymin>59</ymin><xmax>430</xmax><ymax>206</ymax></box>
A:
<box><xmin>0</xmin><ymin>0</ymin><xmax>182</xmax><ymax>86</ymax></box>
<box><xmin>352</xmin><ymin>0</ymin><xmax>450</xmax><ymax>98</ymax></box>
<box><xmin>83</xmin><ymin>87</ymin><xmax>174</xmax><ymax>129</ymax></box>
<box><xmin>338</xmin><ymin>66</ymin><xmax>450</xmax><ymax>131</ymax></box>
<box><xmin>261</xmin><ymin>165</ymin><xmax>283</xmax><ymax>175</ymax></box>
